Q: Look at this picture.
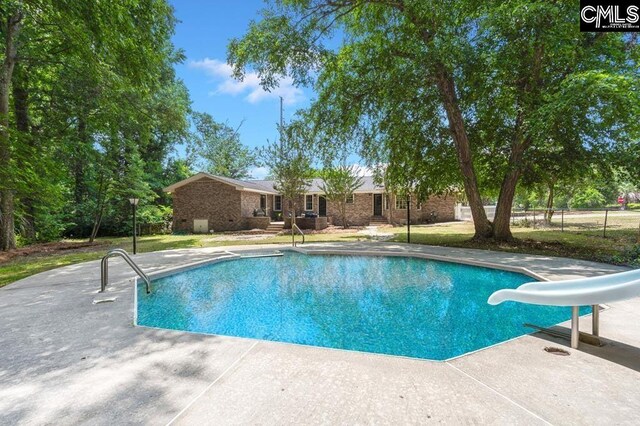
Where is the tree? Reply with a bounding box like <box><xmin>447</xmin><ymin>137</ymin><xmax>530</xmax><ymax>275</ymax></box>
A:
<box><xmin>570</xmin><ymin>187</ymin><xmax>607</xmax><ymax>209</ymax></box>
<box><xmin>518</xmin><ymin>139</ymin><xmax>602</xmax><ymax>223</ymax></box>
<box><xmin>260</xmin><ymin>122</ymin><xmax>314</xmax><ymax>217</ymax></box>
<box><xmin>319</xmin><ymin>165</ymin><xmax>364</xmax><ymax>228</ymax></box>
<box><xmin>228</xmin><ymin>0</ymin><xmax>640</xmax><ymax>241</ymax></box>
<box><xmin>0</xmin><ymin>4</ymin><xmax>23</xmax><ymax>250</ymax></box>
<box><xmin>191</xmin><ymin>112</ymin><xmax>255</xmax><ymax>179</ymax></box>
<box><xmin>0</xmin><ymin>0</ymin><xmax>189</xmax><ymax>248</ymax></box>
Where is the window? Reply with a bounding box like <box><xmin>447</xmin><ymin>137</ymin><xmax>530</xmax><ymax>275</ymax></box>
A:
<box><xmin>395</xmin><ymin>198</ymin><xmax>407</xmax><ymax>209</ymax></box>
<box><xmin>260</xmin><ymin>194</ymin><xmax>266</xmax><ymax>210</ymax></box>
<box><xmin>274</xmin><ymin>195</ymin><xmax>282</xmax><ymax>211</ymax></box>
<box><xmin>384</xmin><ymin>195</ymin><xmax>389</xmax><ymax>210</ymax></box>
<box><xmin>305</xmin><ymin>194</ymin><xmax>313</xmax><ymax>210</ymax></box>
<box><xmin>346</xmin><ymin>194</ymin><xmax>354</xmax><ymax>204</ymax></box>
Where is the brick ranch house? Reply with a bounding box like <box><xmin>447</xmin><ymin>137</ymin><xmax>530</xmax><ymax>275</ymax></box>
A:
<box><xmin>164</xmin><ymin>172</ymin><xmax>456</xmax><ymax>233</ymax></box>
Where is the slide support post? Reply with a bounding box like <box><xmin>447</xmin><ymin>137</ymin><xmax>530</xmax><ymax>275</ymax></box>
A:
<box><xmin>571</xmin><ymin>306</ymin><xmax>580</xmax><ymax>349</ymax></box>
<box><xmin>592</xmin><ymin>305</ymin><xmax>599</xmax><ymax>337</ymax></box>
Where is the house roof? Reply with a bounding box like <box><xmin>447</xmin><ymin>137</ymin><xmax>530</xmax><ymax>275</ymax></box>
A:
<box><xmin>250</xmin><ymin>176</ymin><xmax>384</xmax><ymax>194</ymax></box>
<box><xmin>164</xmin><ymin>173</ymin><xmax>385</xmax><ymax>195</ymax></box>
<box><xmin>163</xmin><ymin>172</ymin><xmax>279</xmax><ymax>194</ymax></box>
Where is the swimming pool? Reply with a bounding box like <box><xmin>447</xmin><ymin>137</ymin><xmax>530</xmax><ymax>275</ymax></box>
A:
<box><xmin>136</xmin><ymin>252</ymin><xmax>585</xmax><ymax>360</ymax></box>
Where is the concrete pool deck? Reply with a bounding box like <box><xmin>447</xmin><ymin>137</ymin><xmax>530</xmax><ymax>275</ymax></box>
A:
<box><xmin>1</xmin><ymin>242</ymin><xmax>639</xmax><ymax>425</ymax></box>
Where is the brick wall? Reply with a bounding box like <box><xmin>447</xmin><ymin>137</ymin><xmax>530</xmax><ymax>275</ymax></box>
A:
<box><xmin>267</xmin><ymin>194</ymin><xmax>275</xmax><ymax>218</ymax></box>
<box><xmin>389</xmin><ymin>194</ymin><xmax>455</xmax><ymax>225</ymax></box>
<box><xmin>327</xmin><ymin>193</ymin><xmax>376</xmax><ymax>226</ymax></box>
<box><xmin>241</xmin><ymin>192</ymin><xmax>262</xmax><ymax>217</ymax></box>
<box><xmin>172</xmin><ymin>178</ymin><xmax>243</xmax><ymax>232</ymax></box>
<box><xmin>244</xmin><ymin>217</ymin><xmax>270</xmax><ymax>229</ymax></box>
<box><xmin>422</xmin><ymin>194</ymin><xmax>456</xmax><ymax>222</ymax></box>
<box><xmin>284</xmin><ymin>217</ymin><xmax>328</xmax><ymax>230</ymax></box>
<box><xmin>281</xmin><ymin>195</ymin><xmax>304</xmax><ymax>218</ymax></box>
<box><xmin>171</xmin><ymin>176</ymin><xmax>455</xmax><ymax>232</ymax></box>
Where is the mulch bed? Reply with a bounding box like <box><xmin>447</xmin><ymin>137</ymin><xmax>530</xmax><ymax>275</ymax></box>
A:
<box><xmin>0</xmin><ymin>240</ymin><xmax>107</xmax><ymax>264</ymax></box>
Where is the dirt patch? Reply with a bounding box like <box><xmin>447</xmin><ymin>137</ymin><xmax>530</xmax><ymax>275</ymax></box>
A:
<box><xmin>226</xmin><ymin>229</ymin><xmax>276</xmax><ymax>235</ymax></box>
<box><xmin>285</xmin><ymin>225</ymin><xmax>369</xmax><ymax>235</ymax></box>
<box><xmin>204</xmin><ymin>234</ymin><xmax>272</xmax><ymax>242</ymax></box>
<box><xmin>459</xmin><ymin>237</ymin><xmax>575</xmax><ymax>254</ymax></box>
<box><xmin>0</xmin><ymin>240</ymin><xmax>108</xmax><ymax>264</ymax></box>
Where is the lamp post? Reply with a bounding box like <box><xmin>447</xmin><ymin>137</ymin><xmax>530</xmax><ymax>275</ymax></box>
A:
<box><xmin>406</xmin><ymin>194</ymin><xmax>411</xmax><ymax>244</ymax></box>
<box><xmin>129</xmin><ymin>198</ymin><xmax>139</xmax><ymax>254</ymax></box>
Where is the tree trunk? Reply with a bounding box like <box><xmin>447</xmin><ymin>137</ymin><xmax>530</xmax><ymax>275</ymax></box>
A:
<box><xmin>406</xmin><ymin>10</ymin><xmax>491</xmax><ymax>239</ymax></box>
<box><xmin>89</xmin><ymin>210</ymin><xmax>102</xmax><ymax>242</ymax></box>
<box><xmin>544</xmin><ymin>180</ymin><xmax>556</xmax><ymax>223</ymax></box>
<box><xmin>494</xmin><ymin>40</ymin><xmax>544</xmax><ymax>240</ymax></box>
<box><xmin>12</xmin><ymin>62</ymin><xmax>36</xmax><ymax>241</ymax></box>
<box><xmin>0</xmin><ymin>10</ymin><xmax>23</xmax><ymax>251</ymax></box>
<box><xmin>492</xmin><ymin>171</ymin><xmax>520</xmax><ymax>241</ymax></box>
<box><xmin>71</xmin><ymin>116</ymin><xmax>90</xmax><ymax>236</ymax></box>
<box><xmin>74</xmin><ymin>118</ymin><xmax>87</xmax><ymax>204</ymax></box>
<box><xmin>89</xmin><ymin>205</ymin><xmax>104</xmax><ymax>243</ymax></box>
<box><xmin>434</xmin><ymin>65</ymin><xmax>492</xmax><ymax>239</ymax></box>
<box><xmin>89</xmin><ymin>171</ymin><xmax>107</xmax><ymax>242</ymax></box>
<box><xmin>492</xmin><ymin>141</ymin><xmax>527</xmax><ymax>241</ymax></box>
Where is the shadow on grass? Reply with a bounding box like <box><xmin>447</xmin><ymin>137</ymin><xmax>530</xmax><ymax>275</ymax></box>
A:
<box><xmin>390</xmin><ymin>232</ymin><xmax>471</xmax><ymax>246</ymax></box>
<box><xmin>106</xmin><ymin>237</ymin><xmax>202</xmax><ymax>253</ymax></box>
<box><xmin>390</xmin><ymin>229</ymin><xmax>636</xmax><ymax>266</ymax></box>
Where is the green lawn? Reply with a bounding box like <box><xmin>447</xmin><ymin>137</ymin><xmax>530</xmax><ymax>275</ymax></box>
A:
<box><xmin>0</xmin><ymin>232</ymin><xmax>363</xmax><ymax>288</ymax></box>
<box><xmin>1</xmin><ymin>222</ymin><xmax>638</xmax><ymax>288</ymax></box>
<box><xmin>391</xmin><ymin>222</ymin><xmax>640</xmax><ymax>266</ymax></box>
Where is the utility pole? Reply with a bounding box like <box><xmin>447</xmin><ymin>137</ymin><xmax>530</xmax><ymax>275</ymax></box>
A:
<box><xmin>279</xmin><ymin>96</ymin><xmax>284</xmax><ymax>151</ymax></box>
<box><xmin>280</xmin><ymin>96</ymin><xmax>284</xmax><ymax>129</ymax></box>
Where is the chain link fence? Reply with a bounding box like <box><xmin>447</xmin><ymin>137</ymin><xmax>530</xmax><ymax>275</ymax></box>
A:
<box><xmin>456</xmin><ymin>204</ymin><xmax>640</xmax><ymax>239</ymax></box>
<box><xmin>510</xmin><ymin>208</ymin><xmax>640</xmax><ymax>238</ymax></box>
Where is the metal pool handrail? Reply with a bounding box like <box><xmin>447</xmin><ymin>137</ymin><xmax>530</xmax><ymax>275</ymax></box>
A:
<box><xmin>292</xmin><ymin>223</ymin><xmax>305</xmax><ymax>247</ymax></box>
<box><xmin>101</xmin><ymin>249</ymin><xmax>151</xmax><ymax>294</ymax></box>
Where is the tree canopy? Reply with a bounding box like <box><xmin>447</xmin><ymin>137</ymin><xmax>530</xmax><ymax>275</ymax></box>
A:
<box><xmin>319</xmin><ymin>165</ymin><xmax>364</xmax><ymax>228</ymax></box>
<box><xmin>259</xmin><ymin>123</ymin><xmax>314</xmax><ymax>216</ymax></box>
<box><xmin>0</xmin><ymin>0</ymin><xmax>192</xmax><ymax>248</ymax></box>
<box><xmin>228</xmin><ymin>0</ymin><xmax>640</xmax><ymax>241</ymax></box>
<box><xmin>191</xmin><ymin>112</ymin><xmax>256</xmax><ymax>179</ymax></box>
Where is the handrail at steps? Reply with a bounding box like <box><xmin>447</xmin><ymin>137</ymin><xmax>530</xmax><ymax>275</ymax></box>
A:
<box><xmin>101</xmin><ymin>248</ymin><xmax>152</xmax><ymax>294</ymax></box>
<box><xmin>292</xmin><ymin>223</ymin><xmax>305</xmax><ymax>247</ymax></box>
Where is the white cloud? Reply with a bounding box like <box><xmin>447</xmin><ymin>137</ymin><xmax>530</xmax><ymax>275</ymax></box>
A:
<box><xmin>249</xmin><ymin>166</ymin><xmax>270</xmax><ymax>180</ymax></box>
<box><xmin>352</xmin><ymin>164</ymin><xmax>374</xmax><ymax>177</ymax></box>
<box><xmin>189</xmin><ymin>58</ymin><xmax>304</xmax><ymax>106</ymax></box>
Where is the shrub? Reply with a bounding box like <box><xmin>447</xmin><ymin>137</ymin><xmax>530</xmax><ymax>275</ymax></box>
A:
<box><xmin>611</xmin><ymin>244</ymin><xmax>640</xmax><ymax>267</ymax></box>
<box><xmin>569</xmin><ymin>187</ymin><xmax>606</xmax><ymax>209</ymax></box>
<box><xmin>138</xmin><ymin>205</ymin><xmax>172</xmax><ymax>224</ymax></box>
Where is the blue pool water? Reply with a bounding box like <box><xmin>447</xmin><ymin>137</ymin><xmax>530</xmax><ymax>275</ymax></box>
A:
<box><xmin>137</xmin><ymin>253</ymin><xmax>585</xmax><ymax>360</ymax></box>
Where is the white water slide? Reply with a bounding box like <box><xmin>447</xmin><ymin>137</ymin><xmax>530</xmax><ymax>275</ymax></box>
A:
<box><xmin>488</xmin><ymin>268</ymin><xmax>640</xmax><ymax>348</ymax></box>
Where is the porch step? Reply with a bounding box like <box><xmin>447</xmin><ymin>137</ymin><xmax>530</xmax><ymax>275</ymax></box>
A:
<box><xmin>264</xmin><ymin>223</ymin><xmax>284</xmax><ymax>234</ymax></box>
<box><xmin>369</xmin><ymin>216</ymin><xmax>388</xmax><ymax>225</ymax></box>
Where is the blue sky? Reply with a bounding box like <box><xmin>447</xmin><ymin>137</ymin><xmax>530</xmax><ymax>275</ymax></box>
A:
<box><xmin>169</xmin><ymin>0</ymin><xmax>314</xmax><ymax>178</ymax></box>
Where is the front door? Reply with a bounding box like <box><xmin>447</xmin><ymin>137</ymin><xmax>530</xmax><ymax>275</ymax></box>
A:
<box><xmin>373</xmin><ymin>194</ymin><xmax>383</xmax><ymax>216</ymax></box>
<box><xmin>319</xmin><ymin>196</ymin><xmax>327</xmax><ymax>216</ymax></box>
